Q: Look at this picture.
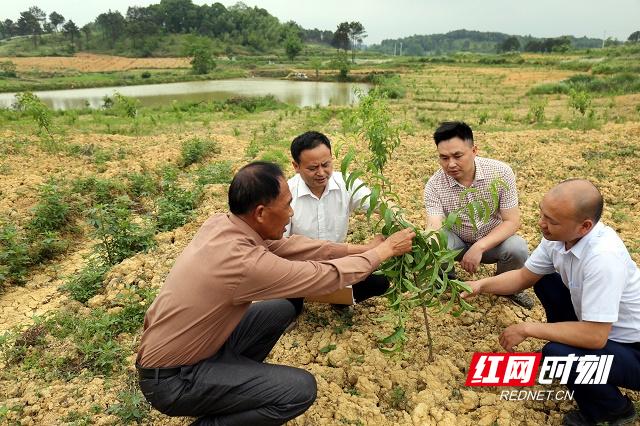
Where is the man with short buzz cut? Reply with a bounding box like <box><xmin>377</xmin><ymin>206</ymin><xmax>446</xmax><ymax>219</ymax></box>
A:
<box><xmin>423</xmin><ymin>121</ymin><xmax>533</xmax><ymax>308</ymax></box>
<box><xmin>136</xmin><ymin>161</ymin><xmax>415</xmax><ymax>426</ymax></box>
<box><xmin>464</xmin><ymin>179</ymin><xmax>640</xmax><ymax>426</ymax></box>
<box><xmin>285</xmin><ymin>131</ymin><xmax>390</xmax><ymax>312</ymax></box>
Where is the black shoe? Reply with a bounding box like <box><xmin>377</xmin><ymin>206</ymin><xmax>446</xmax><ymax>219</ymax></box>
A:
<box><xmin>331</xmin><ymin>304</ymin><xmax>354</xmax><ymax>314</ymax></box>
<box><xmin>563</xmin><ymin>397</ymin><xmax>636</xmax><ymax>426</ymax></box>
<box><xmin>505</xmin><ymin>291</ymin><xmax>534</xmax><ymax>309</ymax></box>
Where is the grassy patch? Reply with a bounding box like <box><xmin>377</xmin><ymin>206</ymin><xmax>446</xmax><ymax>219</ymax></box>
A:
<box><xmin>179</xmin><ymin>137</ymin><xmax>221</xmax><ymax>168</ymax></box>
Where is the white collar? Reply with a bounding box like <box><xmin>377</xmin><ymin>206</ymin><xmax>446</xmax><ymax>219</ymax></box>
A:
<box><xmin>296</xmin><ymin>173</ymin><xmax>340</xmax><ymax>199</ymax></box>
<box><xmin>565</xmin><ymin>221</ymin><xmax>604</xmax><ymax>259</ymax></box>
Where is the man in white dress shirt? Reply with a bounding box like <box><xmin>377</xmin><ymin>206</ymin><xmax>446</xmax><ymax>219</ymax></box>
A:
<box><xmin>464</xmin><ymin>179</ymin><xmax>639</xmax><ymax>426</ymax></box>
<box><xmin>284</xmin><ymin>131</ymin><xmax>390</xmax><ymax>314</ymax></box>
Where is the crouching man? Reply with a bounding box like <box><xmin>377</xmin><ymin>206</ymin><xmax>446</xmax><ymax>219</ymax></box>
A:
<box><xmin>135</xmin><ymin>161</ymin><xmax>415</xmax><ymax>425</ymax></box>
<box><xmin>464</xmin><ymin>179</ymin><xmax>639</xmax><ymax>425</ymax></box>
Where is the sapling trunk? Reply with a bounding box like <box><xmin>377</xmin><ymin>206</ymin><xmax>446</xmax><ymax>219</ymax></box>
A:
<box><xmin>421</xmin><ymin>305</ymin><xmax>434</xmax><ymax>363</ymax></box>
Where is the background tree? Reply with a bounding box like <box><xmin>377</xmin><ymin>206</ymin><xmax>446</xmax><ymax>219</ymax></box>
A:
<box><xmin>348</xmin><ymin>21</ymin><xmax>367</xmax><ymax>63</ymax></box>
<box><xmin>330</xmin><ymin>51</ymin><xmax>350</xmax><ymax>79</ymax></box>
<box><xmin>284</xmin><ymin>30</ymin><xmax>303</xmax><ymax>61</ymax></box>
<box><xmin>28</xmin><ymin>6</ymin><xmax>47</xmax><ymax>28</ymax></box>
<box><xmin>81</xmin><ymin>24</ymin><xmax>92</xmax><ymax>46</ymax></box>
<box><xmin>17</xmin><ymin>11</ymin><xmax>42</xmax><ymax>46</ymax></box>
<box><xmin>603</xmin><ymin>37</ymin><xmax>621</xmax><ymax>48</ymax></box>
<box><xmin>191</xmin><ymin>48</ymin><xmax>215</xmax><ymax>74</ymax></box>
<box><xmin>96</xmin><ymin>10</ymin><xmax>126</xmax><ymax>49</ymax></box>
<box><xmin>49</xmin><ymin>12</ymin><xmax>65</xmax><ymax>32</ymax></box>
<box><xmin>126</xmin><ymin>6</ymin><xmax>160</xmax><ymax>53</ymax></box>
<box><xmin>497</xmin><ymin>35</ymin><xmax>520</xmax><ymax>52</ymax></box>
<box><xmin>188</xmin><ymin>43</ymin><xmax>216</xmax><ymax>74</ymax></box>
<box><xmin>157</xmin><ymin>0</ymin><xmax>198</xmax><ymax>34</ymax></box>
<box><xmin>0</xmin><ymin>19</ymin><xmax>18</xmax><ymax>39</ymax></box>
<box><xmin>627</xmin><ymin>31</ymin><xmax>640</xmax><ymax>43</ymax></box>
<box><xmin>62</xmin><ymin>20</ymin><xmax>80</xmax><ymax>47</ymax></box>
<box><xmin>332</xmin><ymin>22</ymin><xmax>351</xmax><ymax>52</ymax></box>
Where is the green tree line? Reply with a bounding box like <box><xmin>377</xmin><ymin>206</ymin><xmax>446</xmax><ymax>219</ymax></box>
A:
<box><xmin>369</xmin><ymin>29</ymin><xmax>608</xmax><ymax>55</ymax></box>
<box><xmin>0</xmin><ymin>0</ymin><xmax>344</xmax><ymax>56</ymax></box>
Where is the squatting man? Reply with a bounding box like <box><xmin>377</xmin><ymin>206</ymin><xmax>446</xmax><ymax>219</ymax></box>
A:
<box><xmin>136</xmin><ymin>161</ymin><xmax>415</xmax><ymax>425</ymax></box>
<box><xmin>464</xmin><ymin>179</ymin><xmax>640</xmax><ymax>426</ymax></box>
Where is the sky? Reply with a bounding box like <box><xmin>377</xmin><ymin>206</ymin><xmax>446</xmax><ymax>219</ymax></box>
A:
<box><xmin>3</xmin><ymin>0</ymin><xmax>639</xmax><ymax>44</ymax></box>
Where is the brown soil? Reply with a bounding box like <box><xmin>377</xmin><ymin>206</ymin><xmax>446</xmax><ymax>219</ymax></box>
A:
<box><xmin>1</xmin><ymin>64</ymin><xmax>639</xmax><ymax>425</ymax></box>
<box><xmin>0</xmin><ymin>53</ymin><xmax>190</xmax><ymax>72</ymax></box>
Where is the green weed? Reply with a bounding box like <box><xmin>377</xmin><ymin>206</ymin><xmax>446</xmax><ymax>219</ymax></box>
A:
<box><xmin>127</xmin><ymin>171</ymin><xmax>159</xmax><ymax>199</ymax></box>
<box><xmin>88</xmin><ymin>197</ymin><xmax>155</xmax><ymax>266</ymax></box>
<box><xmin>568</xmin><ymin>89</ymin><xmax>592</xmax><ymax>116</ymax></box>
<box><xmin>156</xmin><ymin>167</ymin><xmax>202</xmax><ymax>231</ymax></box>
<box><xmin>195</xmin><ymin>161</ymin><xmax>234</xmax><ymax>185</ymax></box>
<box><xmin>62</xmin><ymin>261</ymin><xmax>110</xmax><ymax>304</ymax></box>
<box><xmin>179</xmin><ymin>137</ymin><xmax>221</xmax><ymax>168</ymax></box>
<box><xmin>260</xmin><ymin>150</ymin><xmax>289</xmax><ymax>169</ymax></box>
<box><xmin>107</xmin><ymin>389</ymin><xmax>150</xmax><ymax>423</ymax></box>
<box><xmin>527</xmin><ymin>98</ymin><xmax>548</xmax><ymax>123</ymax></box>
<box><xmin>0</xmin><ymin>224</ymin><xmax>31</xmax><ymax>287</ymax></box>
<box><xmin>28</xmin><ymin>180</ymin><xmax>74</xmax><ymax>234</ymax></box>
<box><xmin>390</xmin><ymin>385</ymin><xmax>408</xmax><ymax>410</ymax></box>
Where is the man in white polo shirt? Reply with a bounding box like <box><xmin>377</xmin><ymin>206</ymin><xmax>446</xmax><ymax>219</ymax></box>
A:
<box><xmin>464</xmin><ymin>179</ymin><xmax>639</xmax><ymax>426</ymax></box>
<box><xmin>285</xmin><ymin>131</ymin><xmax>390</xmax><ymax>314</ymax></box>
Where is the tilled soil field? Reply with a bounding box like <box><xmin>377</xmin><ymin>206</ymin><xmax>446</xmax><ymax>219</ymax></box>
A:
<box><xmin>0</xmin><ymin>53</ymin><xmax>190</xmax><ymax>72</ymax></box>
<box><xmin>1</xmin><ymin>63</ymin><xmax>639</xmax><ymax>425</ymax></box>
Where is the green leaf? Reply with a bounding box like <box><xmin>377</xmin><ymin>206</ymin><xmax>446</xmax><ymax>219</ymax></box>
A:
<box><xmin>368</xmin><ymin>186</ymin><xmax>380</xmax><ymax>217</ymax></box>
<box><xmin>380</xmin><ymin>326</ymin><xmax>405</xmax><ymax>344</ymax></box>
<box><xmin>345</xmin><ymin>171</ymin><xmax>364</xmax><ymax>191</ymax></box>
<box><xmin>340</xmin><ymin>149</ymin><xmax>355</xmax><ymax>176</ymax></box>
<box><xmin>319</xmin><ymin>344</ymin><xmax>337</xmax><ymax>353</ymax></box>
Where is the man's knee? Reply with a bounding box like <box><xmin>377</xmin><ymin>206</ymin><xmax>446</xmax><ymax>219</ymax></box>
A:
<box><xmin>290</xmin><ymin>369</ymin><xmax>317</xmax><ymax>408</ymax></box>
<box><xmin>500</xmin><ymin>235</ymin><xmax>529</xmax><ymax>264</ymax></box>
<box><xmin>542</xmin><ymin>341</ymin><xmax>574</xmax><ymax>358</ymax></box>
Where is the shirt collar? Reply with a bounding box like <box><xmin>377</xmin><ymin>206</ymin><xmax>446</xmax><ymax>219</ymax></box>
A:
<box><xmin>295</xmin><ymin>173</ymin><xmax>339</xmax><ymax>199</ymax></box>
<box><xmin>447</xmin><ymin>157</ymin><xmax>485</xmax><ymax>188</ymax></box>
<box><xmin>565</xmin><ymin>221</ymin><xmax>604</xmax><ymax>259</ymax></box>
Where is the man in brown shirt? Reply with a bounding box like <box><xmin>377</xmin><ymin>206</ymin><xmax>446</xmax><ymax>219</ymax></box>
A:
<box><xmin>136</xmin><ymin>161</ymin><xmax>414</xmax><ymax>425</ymax></box>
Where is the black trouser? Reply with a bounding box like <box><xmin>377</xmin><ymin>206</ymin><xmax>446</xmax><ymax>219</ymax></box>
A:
<box><xmin>534</xmin><ymin>273</ymin><xmax>640</xmax><ymax>422</ymax></box>
<box><xmin>287</xmin><ymin>273</ymin><xmax>390</xmax><ymax>315</ymax></box>
<box><xmin>138</xmin><ymin>299</ymin><xmax>316</xmax><ymax>426</ymax></box>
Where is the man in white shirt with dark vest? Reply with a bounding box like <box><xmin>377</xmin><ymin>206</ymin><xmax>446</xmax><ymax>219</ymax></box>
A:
<box><xmin>285</xmin><ymin>131</ymin><xmax>390</xmax><ymax>314</ymax></box>
<box><xmin>465</xmin><ymin>179</ymin><xmax>639</xmax><ymax>426</ymax></box>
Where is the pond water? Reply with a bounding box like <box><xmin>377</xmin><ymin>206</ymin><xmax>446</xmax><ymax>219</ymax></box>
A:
<box><xmin>0</xmin><ymin>78</ymin><xmax>371</xmax><ymax>110</ymax></box>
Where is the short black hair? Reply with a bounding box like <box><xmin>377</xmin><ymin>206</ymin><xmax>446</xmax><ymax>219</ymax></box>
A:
<box><xmin>228</xmin><ymin>162</ymin><xmax>284</xmax><ymax>215</ymax></box>
<box><xmin>433</xmin><ymin>121</ymin><xmax>474</xmax><ymax>146</ymax></box>
<box><xmin>290</xmin><ymin>131</ymin><xmax>332</xmax><ymax>163</ymax></box>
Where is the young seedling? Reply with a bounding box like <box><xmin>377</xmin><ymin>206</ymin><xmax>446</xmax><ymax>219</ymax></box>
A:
<box><xmin>14</xmin><ymin>92</ymin><xmax>57</xmax><ymax>148</ymax></box>
<box><xmin>342</xmin><ymin>88</ymin><xmax>504</xmax><ymax>361</ymax></box>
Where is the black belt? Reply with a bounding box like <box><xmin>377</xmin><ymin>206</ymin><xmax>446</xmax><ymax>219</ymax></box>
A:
<box><xmin>136</xmin><ymin>365</ymin><xmax>181</xmax><ymax>380</ymax></box>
